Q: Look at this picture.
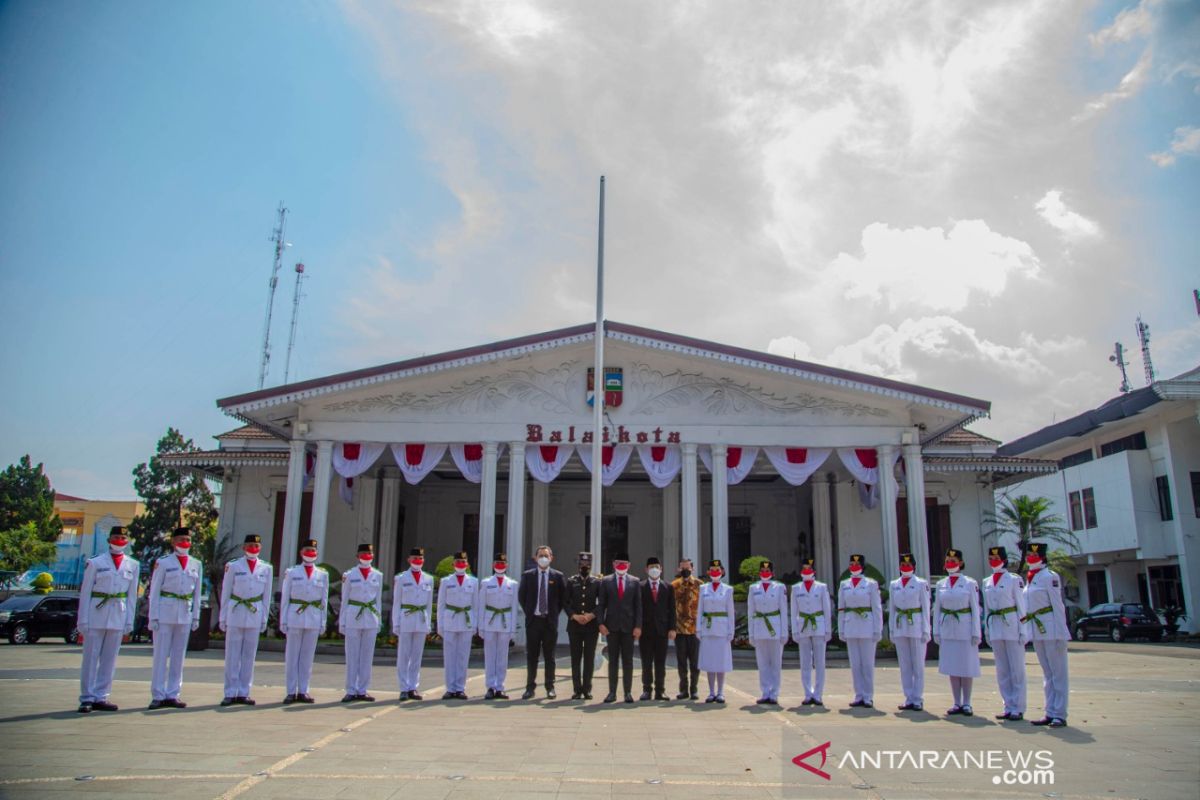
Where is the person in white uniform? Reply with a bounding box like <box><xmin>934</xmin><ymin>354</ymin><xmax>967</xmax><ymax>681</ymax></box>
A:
<box><xmin>789</xmin><ymin>558</ymin><xmax>831</xmax><ymax>707</ymax></box>
<box><xmin>838</xmin><ymin>553</ymin><xmax>883</xmax><ymax>708</ymax></box>
<box><xmin>747</xmin><ymin>559</ymin><xmax>787</xmax><ymax>705</ymax></box>
<box><xmin>982</xmin><ymin>545</ymin><xmax>1027</xmax><ymax>721</ymax></box>
<box><xmin>392</xmin><ymin>546</ymin><xmax>434</xmax><ymax>700</ymax></box>
<box><xmin>888</xmin><ymin>552</ymin><xmax>931</xmax><ymax>711</ymax></box>
<box><xmin>697</xmin><ymin>559</ymin><xmax>735</xmax><ymax>704</ymax></box>
<box><xmin>77</xmin><ymin>526</ymin><xmax>139</xmax><ymax>713</ymax></box>
<box><xmin>219</xmin><ymin>534</ymin><xmax>272</xmax><ymax>706</ymax></box>
<box><xmin>339</xmin><ymin>542</ymin><xmax>383</xmax><ymax>703</ymax></box>
<box><xmin>279</xmin><ymin>538</ymin><xmax>328</xmax><ymax>704</ymax></box>
<box><xmin>148</xmin><ymin>527</ymin><xmax>202</xmax><ymax>710</ymax></box>
<box><xmin>476</xmin><ymin>551</ymin><xmax>518</xmax><ymax>699</ymax></box>
<box><xmin>437</xmin><ymin>550</ymin><xmax>478</xmax><ymax>700</ymax></box>
<box><xmin>932</xmin><ymin>548</ymin><xmax>981</xmax><ymax>716</ymax></box>
<box><xmin>1022</xmin><ymin>542</ymin><xmax>1069</xmax><ymax>728</ymax></box>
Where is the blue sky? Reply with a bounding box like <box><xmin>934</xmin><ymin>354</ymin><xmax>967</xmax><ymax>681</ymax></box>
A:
<box><xmin>1</xmin><ymin>0</ymin><xmax>1197</xmax><ymax>499</ymax></box>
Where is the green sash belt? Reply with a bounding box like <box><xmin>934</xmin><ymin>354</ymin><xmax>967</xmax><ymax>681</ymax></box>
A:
<box><xmin>445</xmin><ymin>603</ymin><xmax>472</xmax><ymax>627</ymax></box>
<box><xmin>400</xmin><ymin>603</ymin><xmax>426</xmax><ymax>617</ymax></box>
<box><xmin>93</xmin><ymin>591</ymin><xmax>125</xmax><ymax>609</ymax></box>
<box><xmin>1022</xmin><ymin>605</ymin><xmax>1053</xmax><ymax>635</ymax></box>
<box><xmin>842</xmin><ymin>606</ymin><xmax>872</xmax><ymax>619</ymax></box>
<box><xmin>160</xmin><ymin>590</ymin><xmax>192</xmax><ymax>602</ymax></box>
<box><xmin>940</xmin><ymin>606</ymin><xmax>970</xmax><ymax>624</ymax></box>
<box><xmin>753</xmin><ymin>609</ymin><xmax>782</xmax><ymax>636</ymax></box>
<box><xmin>486</xmin><ymin>605</ymin><xmax>511</xmax><ymax>626</ymax></box>
<box><xmin>702</xmin><ymin>610</ymin><xmax>728</xmax><ymax>629</ymax></box>
<box><xmin>289</xmin><ymin>598</ymin><xmax>322</xmax><ymax>614</ymax></box>
<box><xmin>795</xmin><ymin>609</ymin><xmax>823</xmax><ymax>633</ymax></box>
<box><xmin>894</xmin><ymin>607</ymin><xmax>922</xmax><ymax>625</ymax></box>
<box><xmin>987</xmin><ymin>605</ymin><xmax>1018</xmax><ymax>623</ymax></box>
<box><xmin>348</xmin><ymin>599</ymin><xmax>378</xmax><ymax>620</ymax></box>
<box><xmin>231</xmin><ymin>593</ymin><xmax>264</xmax><ymax>614</ymax></box>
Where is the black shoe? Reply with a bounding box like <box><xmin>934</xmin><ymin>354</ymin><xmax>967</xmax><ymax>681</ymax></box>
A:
<box><xmin>92</xmin><ymin>701</ymin><xmax>118</xmax><ymax>712</ymax></box>
<box><xmin>1006</xmin><ymin>712</ymin><xmax>1022</xmax><ymax>721</ymax></box>
<box><xmin>676</xmin><ymin>692</ymin><xmax>689</xmax><ymax>700</ymax></box>
<box><xmin>848</xmin><ymin>699</ymin><xmax>864</xmax><ymax>708</ymax></box>
<box><xmin>298</xmin><ymin>694</ymin><xmax>314</xmax><ymax>704</ymax></box>
<box><xmin>715</xmin><ymin>695</ymin><xmax>726</xmax><ymax>704</ymax></box>
<box><xmin>756</xmin><ymin>698</ymin><xmax>768</xmax><ymax>704</ymax></box>
<box><xmin>961</xmin><ymin>705</ymin><xmax>973</xmax><ymax>716</ymax></box>
<box><xmin>283</xmin><ymin>694</ymin><xmax>297</xmax><ymax>705</ymax></box>
<box><xmin>408</xmin><ymin>692</ymin><xmax>422</xmax><ymax>701</ymax></box>
<box><xmin>360</xmin><ymin>694</ymin><xmax>375</xmax><ymax>702</ymax></box>
<box><xmin>1048</xmin><ymin>718</ymin><xmax>1066</xmax><ymax>728</ymax></box>
<box><xmin>241</xmin><ymin>697</ymin><xmax>256</xmax><ymax>706</ymax></box>
<box><xmin>148</xmin><ymin>700</ymin><xmax>164</xmax><ymax>710</ymax></box>
<box><xmin>947</xmin><ymin>705</ymin><xmax>963</xmax><ymax>715</ymax></box>
<box><xmin>456</xmin><ymin>692</ymin><xmax>469</xmax><ymax>700</ymax></box>
<box><xmin>766</xmin><ymin>698</ymin><xmax>779</xmax><ymax>705</ymax></box>
<box><xmin>546</xmin><ymin>689</ymin><xmax>556</xmax><ymax>699</ymax></box>
<box><xmin>705</xmin><ymin>695</ymin><xmax>716</xmax><ymax>703</ymax></box>
<box><xmin>624</xmin><ymin>694</ymin><xmax>634</xmax><ymax>703</ymax></box>
<box><xmin>603</xmin><ymin>693</ymin><xmax>617</xmax><ymax>703</ymax></box>
<box><xmin>341</xmin><ymin>694</ymin><xmax>356</xmax><ymax>703</ymax></box>
<box><xmin>1030</xmin><ymin>717</ymin><xmax>1052</xmax><ymax>726</ymax></box>
<box><xmin>485</xmin><ymin>689</ymin><xmax>496</xmax><ymax>700</ymax></box>
<box><xmin>583</xmin><ymin>693</ymin><xmax>592</xmax><ymax>700</ymax></box>
<box><xmin>655</xmin><ymin>692</ymin><xmax>670</xmax><ymax>701</ymax></box>
<box><xmin>690</xmin><ymin>692</ymin><xmax>699</xmax><ymax>700</ymax></box>
<box><xmin>221</xmin><ymin>697</ymin><xmax>236</xmax><ymax>707</ymax></box>
<box><xmin>442</xmin><ymin>691</ymin><xmax>455</xmax><ymax>700</ymax></box>
<box><xmin>522</xmin><ymin>689</ymin><xmax>535</xmax><ymax>700</ymax></box>
<box><xmin>995</xmin><ymin>711</ymin><xmax>1010</xmax><ymax>720</ymax></box>
<box><xmin>571</xmin><ymin>692</ymin><xmax>582</xmax><ymax>700</ymax></box>
<box><xmin>861</xmin><ymin>701</ymin><xmax>872</xmax><ymax>708</ymax></box>
<box><xmin>397</xmin><ymin>692</ymin><xmax>409</xmax><ymax>702</ymax></box>
<box><xmin>494</xmin><ymin>692</ymin><xmax>509</xmax><ymax>700</ymax></box>
<box><xmin>168</xmin><ymin>698</ymin><xmax>187</xmax><ymax>709</ymax></box>
<box><xmin>77</xmin><ymin>703</ymin><xmax>93</xmax><ymax>714</ymax></box>
<box><xmin>813</xmin><ymin>700</ymin><xmax>824</xmax><ymax>707</ymax></box>
<box><xmin>801</xmin><ymin>698</ymin><xmax>813</xmax><ymax>706</ymax></box>
<box><xmin>640</xmin><ymin>691</ymin><xmax>652</xmax><ymax>701</ymax></box>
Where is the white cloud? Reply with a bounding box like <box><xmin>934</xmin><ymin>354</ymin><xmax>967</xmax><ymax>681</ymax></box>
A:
<box><xmin>1035</xmin><ymin>190</ymin><xmax>1101</xmax><ymax>240</ymax></box>
<box><xmin>1090</xmin><ymin>0</ymin><xmax>1159</xmax><ymax>47</ymax></box>
<box><xmin>1149</xmin><ymin>125</ymin><xmax>1200</xmax><ymax>166</ymax></box>
<box><xmin>1075</xmin><ymin>50</ymin><xmax>1153</xmax><ymax>120</ymax></box>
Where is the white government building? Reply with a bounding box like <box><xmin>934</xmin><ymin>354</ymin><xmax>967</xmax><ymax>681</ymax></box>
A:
<box><xmin>167</xmin><ymin>322</ymin><xmax>1055</xmax><ymax>599</ymax></box>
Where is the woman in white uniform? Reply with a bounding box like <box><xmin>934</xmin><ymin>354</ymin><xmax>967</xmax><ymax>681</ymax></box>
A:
<box><xmin>696</xmin><ymin>559</ymin><xmax>735</xmax><ymax>704</ymax></box>
<box><xmin>838</xmin><ymin>553</ymin><xmax>882</xmax><ymax>708</ymax></box>
<box><xmin>932</xmin><ymin>548</ymin><xmax>981</xmax><ymax>716</ymax></box>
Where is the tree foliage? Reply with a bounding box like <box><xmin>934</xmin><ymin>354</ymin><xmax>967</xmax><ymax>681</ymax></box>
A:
<box><xmin>0</xmin><ymin>456</ymin><xmax>63</xmax><ymax>575</ymax></box>
<box><xmin>982</xmin><ymin>494</ymin><xmax>1077</xmax><ymax>557</ymax></box>
<box><xmin>0</xmin><ymin>522</ymin><xmax>58</xmax><ymax>575</ymax></box>
<box><xmin>129</xmin><ymin>428</ymin><xmax>217</xmax><ymax>562</ymax></box>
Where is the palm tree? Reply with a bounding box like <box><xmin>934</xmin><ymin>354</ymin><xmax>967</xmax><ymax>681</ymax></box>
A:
<box><xmin>982</xmin><ymin>494</ymin><xmax>1078</xmax><ymax>560</ymax></box>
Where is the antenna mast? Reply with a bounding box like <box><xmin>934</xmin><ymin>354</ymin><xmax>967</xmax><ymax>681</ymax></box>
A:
<box><xmin>1135</xmin><ymin>315</ymin><xmax>1156</xmax><ymax>386</ymax></box>
<box><xmin>258</xmin><ymin>203</ymin><xmax>289</xmax><ymax>388</ymax></box>
<box><xmin>1109</xmin><ymin>342</ymin><xmax>1131</xmax><ymax>393</ymax></box>
<box><xmin>283</xmin><ymin>262</ymin><xmax>306</xmax><ymax>385</ymax></box>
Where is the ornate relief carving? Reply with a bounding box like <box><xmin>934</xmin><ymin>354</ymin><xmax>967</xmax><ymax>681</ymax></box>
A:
<box><xmin>626</xmin><ymin>363</ymin><xmax>889</xmax><ymax>418</ymax></box>
<box><xmin>322</xmin><ymin>362</ymin><xmax>579</xmax><ymax>415</ymax></box>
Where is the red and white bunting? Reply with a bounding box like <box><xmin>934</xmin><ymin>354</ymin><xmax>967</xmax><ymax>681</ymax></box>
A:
<box><xmin>448</xmin><ymin>443</ymin><xmax>508</xmax><ymax>483</ymax></box>
<box><xmin>576</xmin><ymin>444</ymin><xmax>634</xmax><ymax>487</ymax></box>
<box><xmin>388</xmin><ymin>443</ymin><xmax>448</xmax><ymax>485</ymax></box>
<box><xmin>762</xmin><ymin>447</ymin><xmax>832</xmax><ymax>486</ymax></box>
<box><xmin>836</xmin><ymin>448</ymin><xmax>900</xmax><ymax>509</ymax></box>
<box><xmin>301</xmin><ymin>450</ymin><xmax>315</xmax><ymax>490</ymax></box>
<box><xmin>339</xmin><ymin>476</ymin><xmax>354</xmax><ymax>506</ymax></box>
<box><xmin>635</xmin><ymin>445</ymin><xmax>681</xmax><ymax>488</ymax></box>
<box><xmin>524</xmin><ymin>444</ymin><xmax>573</xmax><ymax>483</ymax></box>
<box><xmin>699</xmin><ymin>446</ymin><xmax>760</xmax><ymax>486</ymax></box>
<box><xmin>332</xmin><ymin>442</ymin><xmax>386</xmax><ymax>479</ymax></box>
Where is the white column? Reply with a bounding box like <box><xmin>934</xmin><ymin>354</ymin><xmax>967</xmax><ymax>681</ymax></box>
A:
<box><xmin>903</xmin><ymin>443</ymin><xmax>929</xmax><ymax>575</ymax></box>
<box><xmin>681</xmin><ymin>443</ymin><xmax>699</xmax><ymax>564</ymax></box>
<box><xmin>478</xmin><ymin>442</ymin><xmax>499</xmax><ymax>571</ymax></box>
<box><xmin>310</xmin><ymin>440</ymin><xmax>334</xmax><ymax>556</ymax></box>
<box><xmin>376</xmin><ymin>473</ymin><xmax>401</xmax><ymax>578</ymax></box>
<box><xmin>811</xmin><ymin>473</ymin><xmax>833</xmax><ymax>581</ymax></box>
<box><xmin>530</xmin><ymin>479</ymin><xmax>549</xmax><ymax>559</ymax></box>
<box><xmin>356</xmin><ymin>471</ymin><xmax>379</xmax><ymax>549</ymax></box>
<box><xmin>280</xmin><ymin>440</ymin><xmax>307</xmax><ymax>571</ymax></box>
<box><xmin>662</xmin><ymin>480</ymin><xmax>681</xmax><ymax>567</ymax></box>
<box><xmin>878</xmin><ymin>444</ymin><xmax>900</xmax><ymax>584</ymax></box>
<box><xmin>834</xmin><ymin>479</ymin><xmax>855</xmax><ymax>572</ymax></box>
<box><xmin>505</xmin><ymin>442</ymin><xmax>527</xmax><ymax>564</ymax></box>
<box><xmin>711</xmin><ymin>443</ymin><xmax>729</xmax><ymax>569</ymax></box>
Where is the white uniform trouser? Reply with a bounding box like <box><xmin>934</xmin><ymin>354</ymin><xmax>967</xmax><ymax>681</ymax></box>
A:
<box><xmin>151</xmin><ymin>622</ymin><xmax>190</xmax><ymax>701</ymax></box>
<box><xmin>80</xmin><ymin>628</ymin><xmax>123</xmax><ymax>703</ymax></box>
<box><xmin>284</xmin><ymin>627</ymin><xmax>320</xmax><ymax>695</ymax></box>
<box><xmin>752</xmin><ymin>639</ymin><xmax>783</xmax><ymax>699</ymax></box>
<box><xmin>991</xmin><ymin>639</ymin><xmax>1027</xmax><ymax>715</ymax></box>
<box><xmin>894</xmin><ymin>637</ymin><xmax>927</xmax><ymax>706</ymax></box>
<box><xmin>396</xmin><ymin>631</ymin><xmax>426</xmax><ymax>692</ymax></box>
<box><xmin>223</xmin><ymin>626</ymin><xmax>261</xmax><ymax>698</ymax></box>
<box><xmin>1033</xmin><ymin>639</ymin><xmax>1068</xmax><ymax>720</ymax></box>
<box><xmin>344</xmin><ymin>628</ymin><xmax>378</xmax><ymax>695</ymax></box>
<box><xmin>796</xmin><ymin>636</ymin><xmax>826</xmax><ymax>701</ymax></box>
<box><xmin>442</xmin><ymin>631</ymin><xmax>471</xmax><ymax>693</ymax></box>
<box><xmin>483</xmin><ymin>632</ymin><xmax>510</xmax><ymax>691</ymax></box>
<box><xmin>846</xmin><ymin>638</ymin><xmax>876</xmax><ymax>703</ymax></box>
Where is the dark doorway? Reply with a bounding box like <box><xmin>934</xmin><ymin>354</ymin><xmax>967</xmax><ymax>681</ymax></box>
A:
<box><xmin>271</xmin><ymin>491</ymin><xmax>313</xmax><ymax>571</ymax></box>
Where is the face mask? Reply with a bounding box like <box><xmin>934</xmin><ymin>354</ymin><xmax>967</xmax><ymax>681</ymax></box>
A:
<box><xmin>301</xmin><ymin>554</ymin><xmax>317</xmax><ymax>564</ymax></box>
<box><xmin>849</xmin><ymin>567</ymin><xmax>863</xmax><ymax>577</ymax></box>
<box><xmin>647</xmin><ymin>567</ymin><xmax>661</xmax><ymax>579</ymax></box>
<box><xmin>945</xmin><ymin>563</ymin><xmax>960</xmax><ymax>574</ymax></box>
<box><xmin>801</xmin><ymin>569</ymin><xmax>814</xmax><ymax>580</ymax></box>
<box><xmin>174</xmin><ymin>545</ymin><xmax>190</xmax><ymax>556</ymax></box>
<box><xmin>453</xmin><ymin>562</ymin><xmax>467</xmax><ymax>575</ymax></box>
<box><xmin>990</xmin><ymin>560</ymin><xmax>1005</xmax><ymax>573</ymax></box>
<box><xmin>244</xmin><ymin>547</ymin><xmax>260</xmax><ymax>561</ymax></box>
<box><xmin>175</xmin><ymin>540</ymin><xmax>191</xmax><ymax>550</ymax></box>
<box><xmin>708</xmin><ymin>570</ymin><xmax>722</xmax><ymax>581</ymax></box>
<box><xmin>1026</xmin><ymin>559</ymin><xmax>1042</xmax><ymax>571</ymax></box>
<box><xmin>579</xmin><ymin>565</ymin><xmax>591</xmax><ymax>576</ymax></box>
<box><xmin>614</xmin><ymin>564</ymin><xmax>629</xmax><ymax>576</ymax></box>
<box><xmin>109</xmin><ymin>541</ymin><xmax>127</xmax><ymax>554</ymax></box>
<box><xmin>537</xmin><ymin>556</ymin><xmax>550</xmax><ymax>568</ymax></box>
<box><xmin>493</xmin><ymin>564</ymin><xmax>507</xmax><ymax>574</ymax></box>
<box><xmin>410</xmin><ymin>559</ymin><xmax>424</xmax><ymax>570</ymax></box>
<box><xmin>679</xmin><ymin>569</ymin><xmax>691</xmax><ymax>579</ymax></box>
<box><xmin>358</xmin><ymin>558</ymin><xmax>373</xmax><ymax>568</ymax></box>
<box><xmin>759</xmin><ymin>571</ymin><xmax>772</xmax><ymax>581</ymax></box>
<box><xmin>899</xmin><ymin>566</ymin><xmax>914</xmax><ymax>575</ymax></box>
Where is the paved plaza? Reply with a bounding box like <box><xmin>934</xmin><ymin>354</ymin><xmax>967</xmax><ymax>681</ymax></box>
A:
<box><xmin>0</xmin><ymin>640</ymin><xmax>1196</xmax><ymax>799</ymax></box>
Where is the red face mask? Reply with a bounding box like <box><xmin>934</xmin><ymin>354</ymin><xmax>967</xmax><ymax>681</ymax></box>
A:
<box><xmin>708</xmin><ymin>570</ymin><xmax>722</xmax><ymax>581</ymax></box>
<box><xmin>301</xmin><ymin>549</ymin><xmax>317</xmax><ymax>560</ymax></box>
<box><xmin>175</xmin><ymin>540</ymin><xmax>192</xmax><ymax>550</ymax></box>
<box><xmin>801</xmin><ymin>568</ymin><xmax>814</xmax><ymax>579</ymax></box>
<box><xmin>849</xmin><ymin>567</ymin><xmax>863</xmax><ymax>576</ymax></box>
<box><xmin>453</xmin><ymin>561</ymin><xmax>468</xmax><ymax>570</ymax></box>
<box><xmin>244</xmin><ymin>545</ymin><xmax>261</xmax><ymax>556</ymax></box>
<box><xmin>759</xmin><ymin>571</ymin><xmax>772</xmax><ymax>581</ymax></box>
<box><xmin>899</xmin><ymin>565</ymin><xmax>914</xmax><ymax>574</ymax></box>
<box><xmin>1026</xmin><ymin>557</ymin><xmax>1043</xmax><ymax>569</ymax></box>
<box><xmin>358</xmin><ymin>554</ymin><xmax>373</xmax><ymax>562</ymax></box>
<box><xmin>410</xmin><ymin>559</ymin><xmax>424</xmax><ymax>569</ymax></box>
<box><xmin>110</xmin><ymin>538</ymin><xmax>129</xmax><ymax>548</ymax></box>
<box><xmin>493</xmin><ymin>563</ymin><xmax>506</xmax><ymax>572</ymax></box>
<box><xmin>988</xmin><ymin>558</ymin><xmax>1004</xmax><ymax>569</ymax></box>
<box><xmin>945</xmin><ymin>561</ymin><xmax>960</xmax><ymax>572</ymax></box>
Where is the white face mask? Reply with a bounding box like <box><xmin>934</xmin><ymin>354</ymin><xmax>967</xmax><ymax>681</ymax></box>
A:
<box><xmin>494</xmin><ymin>566</ymin><xmax>506</xmax><ymax>575</ymax></box>
<box><xmin>991</xmin><ymin>563</ymin><xmax>1005</xmax><ymax>573</ymax></box>
<box><xmin>945</xmin><ymin>565</ymin><xmax>961</xmax><ymax>575</ymax></box>
<box><xmin>174</xmin><ymin>546</ymin><xmax>190</xmax><ymax>556</ymax></box>
<box><xmin>647</xmin><ymin>567</ymin><xmax>661</xmax><ymax>579</ymax></box>
<box><xmin>454</xmin><ymin>566</ymin><xmax>466</xmax><ymax>575</ymax></box>
<box><xmin>302</xmin><ymin>554</ymin><xmax>317</xmax><ymax>565</ymax></box>
<box><xmin>244</xmin><ymin>551</ymin><xmax>259</xmax><ymax>561</ymax></box>
<box><xmin>1026</xmin><ymin>560</ymin><xmax>1042</xmax><ymax>571</ymax></box>
<box><xmin>358</xmin><ymin>558</ymin><xmax>372</xmax><ymax>568</ymax></box>
<box><xmin>109</xmin><ymin>543</ymin><xmax>126</xmax><ymax>554</ymax></box>
<box><xmin>537</xmin><ymin>556</ymin><xmax>550</xmax><ymax>568</ymax></box>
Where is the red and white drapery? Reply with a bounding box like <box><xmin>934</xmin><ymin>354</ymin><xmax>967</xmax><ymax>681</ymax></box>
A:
<box><xmin>449</xmin><ymin>443</ymin><xmax>506</xmax><ymax>484</ymax></box>
<box><xmin>576</xmin><ymin>444</ymin><xmax>634</xmax><ymax>487</ymax></box>
<box><xmin>301</xmin><ymin>451</ymin><xmax>316</xmax><ymax>490</ymax></box>
<box><xmin>836</xmin><ymin>448</ymin><xmax>900</xmax><ymax>509</ymax></box>
<box><xmin>331</xmin><ymin>443</ymin><xmax>387</xmax><ymax>505</ymax></box>
<box><xmin>389</xmin><ymin>443</ymin><xmax>449</xmax><ymax>486</ymax></box>
<box><xmin>524</xmin><ymin>445</ymin><xmax>573</xmax><ymax>483</ymax></box>
<box><xmin>762</xmin><ymin>447</ymin><xmax>831</xmax><ymax>486</ymax></box>
<box><xmin>699</xmin><ymin>446</ymin><xmax>760</xmax><ymax>486</ymax></box>
<box><xmin>636</xmin><ymin>445</ymin><xmax>681</xmax><ymax>488</ymax></box>
<box><xmin>339</xmin><ymin>477</ymin><xmax>355</xmax><ymax>506</ymax></box>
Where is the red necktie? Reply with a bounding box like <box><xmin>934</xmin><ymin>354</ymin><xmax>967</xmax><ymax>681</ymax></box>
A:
<box><xmin>305</xmin><ymin>565</ymin><xmax>313</xmax><ymax>578</ymax></box>
<box><xmin>949</xmin><ymin>576</ymin><xmax>958</xmax><ymax>588</ymax></box>
<box><xmin>652</xmin><ymin>582</ymin><xmax>658</xmax><ymax>602</ymax></box>
<box><xmin>902</xmin><ymin>576</ymin><xmax>910</xmax><ymax>587</ymax></box>
<box><xmin>457</xmin><ymin>575</ymin><xmax>464</xmax><ymax>586</ymax></box>
<box><xmin>247</xmin><ymin>560</ymin><xmax>256</xmax><ymax>573</ymax></box>
<box><xmin>112</xmin><ymin>553</ymin><xmax>123</xmax><ymax>569</ymax></box>
<box><xmin>360</xmin><ymin>567</ymin><xmax>371</xmax><ymax>579</ymax></box>
<box><xmin>851</xmin><ymin>577</ymin><xmax>860</xmax><ymax>587</ymax></box>
<box><xmin>618</xmin><ymin>577</ymin><xmax>624</xmax><ymax>599</ymax></box>
<box><xmin>992</xmin><ymin>573</ymin><xmax>1002</xmax><ymax>586</ymax></box>
<box><xmin>497</xmin><ymin>576</ymin><xmax>503</xmax><ymax>587</ymax></box>
<box><xmin>804</xmin><ymin>580</ymin><xmax>812</xmax><ymax>592</ymax></box>
<box><xmin>178</xmin><ymin>555</ymin><xmax>188</xmax><ymax>570</ymax></box>
<box><xmin>412</xmin><ymin>571</ymin><xmax>421</xmax><ymax>583</ymax></box>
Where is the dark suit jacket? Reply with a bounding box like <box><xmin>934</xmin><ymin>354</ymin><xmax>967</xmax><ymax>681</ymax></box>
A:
<box><xmin>597</xmin><ymin>574</ymin><xmax>643</xmax><ymax>633</ymax></box>
<box><xmin>518</xmin><ymin>567</ymin><xmax>566</xmax><ymax>621</ymax></box>
<box><xmin>639</xmin><ymin>579</ymin><xmax>676</xmax><ymax>637</ymax></box>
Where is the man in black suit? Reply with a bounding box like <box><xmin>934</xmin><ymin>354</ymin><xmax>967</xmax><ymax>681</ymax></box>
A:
<box><xmin>596</xmin><ymin>551</ymin><xmax>642</xmax><ymax>703</ymax></box>
<box><xmin>638</xmin><ymin>556</ymin><xmax>676</xmax><ymax>701</ymax></box>
<box><xmin>517</xmin><ymin>544</ymin><xmax>565</xmax><ymax>699</ymax></box>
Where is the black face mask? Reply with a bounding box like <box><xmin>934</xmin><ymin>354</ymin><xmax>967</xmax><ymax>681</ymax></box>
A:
<box><xmin>679</xmin><ymin>569</ymin><xmax>692</xmax><ymax>579</ymax></box>
<box><xmin>579</xmin><ymin>566</ymin><xmax>591</xmax><ymax>576</ymax></box>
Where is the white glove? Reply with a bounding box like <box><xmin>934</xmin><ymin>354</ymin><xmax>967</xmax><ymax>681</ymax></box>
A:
<box><xmin>932</xmin><ymin>635</ymin><xmax>940</xmax><ymax>645</ymax></box>
<box><xmin>260</xmin><ymin>625</ymin><xmax>268</xmax><ymax>635</ymax></box>
<box><xmin>123</xmin><ymin>625</ymin><xmax>133</xmax><ymax>636</ymax></box>
<box><xmin>923</xmin><ymin>634</ymin><xmax>932</xmax><ymax>644</ymax></box>
<box><xmin>824</xmin><ymin>633</ymin><xmax>832</xmax><ymax>643</ymax></box>
<box><xmin>191</xmin><ymin>620</ymin><xmax>200</xmax><ymax>632</ymax></box>
<box><xmin>279</xmin><ymin>624</ymin><xmax>289</xmax><ymax>635</ymax></box>
<box><xmin>971</xmin><ymin>637</ymin><xmax>980</xmax><ymax>647</ymax></box>
<box><xmin>338</xmin><ymin>624</ymin><xmax>346</xmax><ymax>635</ymax></box>
<box><xmin>149</xmin><ymin>619</ymin><xmax>160</xmax><ymax>632</ymax></box>
<box><xmin>219</xmin><ymin>620</ymin><xmax>228</xmax><ymax>633</ymax></box>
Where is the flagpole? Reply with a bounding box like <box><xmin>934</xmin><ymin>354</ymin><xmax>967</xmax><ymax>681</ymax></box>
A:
<box><xmin>591</xmin><ymin>176</ymin><xmax>606</xmax><ymax>573</ymax></box>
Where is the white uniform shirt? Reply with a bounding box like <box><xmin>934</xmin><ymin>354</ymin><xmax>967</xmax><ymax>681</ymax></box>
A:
<box><xmin>149</xmin><ymin>553</ymin><xmax>203</xmax><ymax>626</ymax></box>
<box><xmin>437</xmin><ymin>574</ymin><xmax>479</xmax><ymax>634</ymax></box>
<box><xmin>1023</xmin><ymin>568</ymin><xmax>1069</xmax><ymax>641</ymax></box>
<box><xmin>279</xmin><ymin>564</ymin><xmax>329</xmax><ymax>630</ymax></box>
<box><xmin>475</xmin><ymin>574</ymin><xmax>518</xmax><ymax>634</ymax></box>
<box><xmin>339</xmin><ymin>566</ymin><xmax>384</xmax><ymax>631</ymax></box>
<box><xmin>981</xmin><ymin>571</ymin><xmax>1027</xmax><ymax>642</ymax></box>
<box><xmin>789</xmin><ymin>580</ymin><xmax>832</xmax><ymax>639</ymax></box>
<box><xmin>746</xmin><ymin>580</ymin><xmax>788</xmax><ymax>641</ymax></box>
<box><xmin>696</xmin><ymin>582</ymin><xmax>735</xmax><ymax>639</ymax></box>
<box><xmin>220</xmin><ymin>557</ymin><xmax>272</xmax><ymax>631</ymax></box>
<box><xmin>933</xmin><ymin>574</ymin><xmax>981</xmax><ymax>643</ymax></box>
<box><xmin>837</xmin><ymin>576</ymin><xmax>883</xmax><ymax>640</ymax></box>
<box><xmin>888</xmin><ymin>575</ymin><xmax>931</xmax><ymax>640</ymax></box>
<box><xmin>78</xmin><ymin>552</ymin><xmax>139</xmax><ymax>631</ymax></box>
<box><xmin>391</xmin><ymin>569</ymin><xmax>434</xmax><ymax>633</ymax></box>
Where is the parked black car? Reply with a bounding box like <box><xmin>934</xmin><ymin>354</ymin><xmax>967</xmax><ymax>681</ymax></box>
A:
<box><xmin>0</xmin><ymin>591</ymin><xmax>82</xmax><ymax>644</ymax></box>
<box><xmin>1073</xmin><ymin>602</ymin><xmax>1164</xmax><ymax>642</ymax></box>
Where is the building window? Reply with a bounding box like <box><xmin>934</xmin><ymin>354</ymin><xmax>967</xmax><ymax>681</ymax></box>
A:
<box><xmin>729</xmin><ymin>516</ymin><xmax>752</xmax><ymax>575</ymax></box>
<box><xmin>1082</xmin><ymin>487</ymin><xmax>1098</xmax><ymax>528</ymax></box>
<box><xmin>1058</xmin><ymin>449</ymin><xmax>1094</xmax><ymax>470</ymax></box>
<box><xmin>1085</xmin><ymin>570</ymin><xmax>1109</xmax><ymax>605</ymax></box>
<box><xmin>1190</xmin><ymin>472</ymin><xmax>1200</xmax><ymax>518</ymax></box>
<box><xmin>1099</xmin><ymin>431</ymin><xmax>1147</xmax><ymax>457</ymax></box>
<box><xmin>1068</xmin><ymin>489</ymin><xmax>1097</xmax><ymax>531</ymax></box>
<box><xmin>462</xmin><ymin>513</ymin><xmax>504</xmax><ymax>568</ymax></box>
<box><xmin>1068</xmin><ymin>491</ymin><xmax>1083</xmax><ymax>531</ymax></box>
<box><xmin>1148</xmin><ymin>565</ymin><xmax>1184</xmax><ymax>612</ymax></box>
<box><xmin>1155</xmin><ymin>475</ymin><xmax>1174</xmax><ymax>521</ymax></box>
<box><xmin>583</xmin><ymin>515</ymin><xmax>629</xmax><ymax>565</ymax></box>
